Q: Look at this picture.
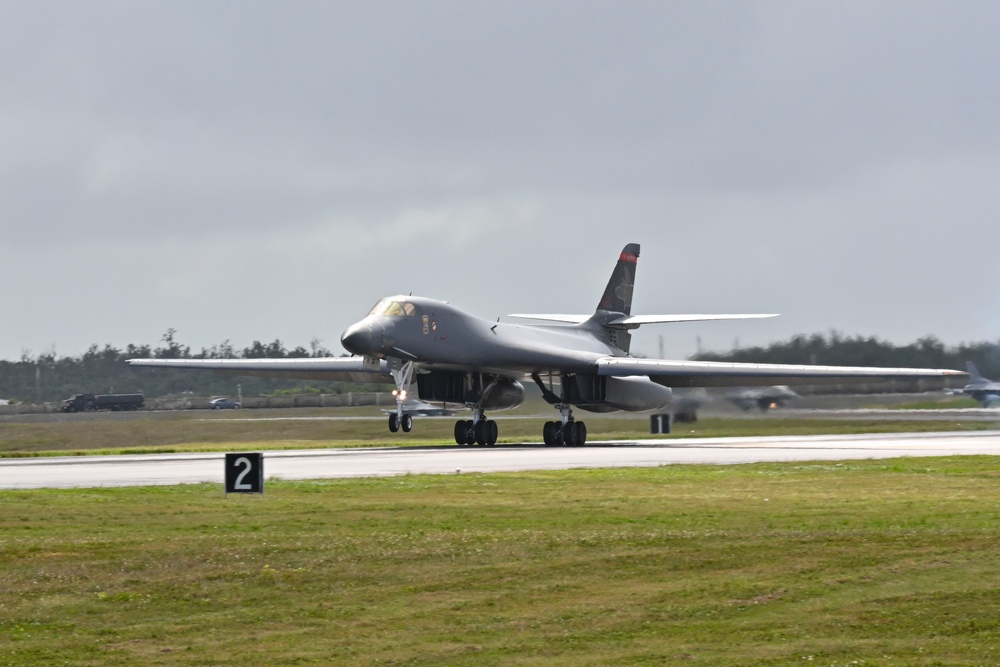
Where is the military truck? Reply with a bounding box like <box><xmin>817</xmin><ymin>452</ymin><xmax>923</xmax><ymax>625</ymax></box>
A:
<box><xmin>61</xmin><ymin>393</ymin><xmax>145</xmax><ymax>413</ymax></box>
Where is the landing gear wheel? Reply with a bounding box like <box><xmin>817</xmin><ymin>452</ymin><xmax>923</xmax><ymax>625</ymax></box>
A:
<box><xmin>388</xmin><ymin>413</ymin><xmax>399</xmax><ymax>433</ymax></box>
<box><xmin>401</xmin><ymin>414</ymin><xmax>413</xmax><ymax>433</ymax></box>
<box><xmin>543</xmin><ymin>421</ymin><xmax>562</xmax><ymax>446</ymax></box>
<box><xmin>464</xmin><ymin>421</ymin><xmax>477</xmax><ymax>446</ymax></box>
<box><xmin>576</xmin><ymin>421</ymin><xmax>587</xmax><ymax>446</ymax></box>
<box><xmin>563</xmin><ymin>421</ymin><xmax>578</xmax><ymax>447</ymax></box>
<box><xmin>474</xmin><ymin>419</ymin><xmax>498</xmax><ymax>446</ymax></box>
<box><xmin>454</xmin><ymin>420</ymin><xmax>468</xmax><ymax>445</ymax></box>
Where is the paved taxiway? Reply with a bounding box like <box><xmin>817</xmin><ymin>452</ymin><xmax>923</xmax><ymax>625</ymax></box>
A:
<box><xmin>3</xmin><ymin>431</ymin><xmax>998</xmax><ymax>490</ymax></box>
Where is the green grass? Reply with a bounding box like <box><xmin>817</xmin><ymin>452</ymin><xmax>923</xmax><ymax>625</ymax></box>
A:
<box><xmin>880</xmin><ymin>397</ymin><xmax>984</xmax><ymax>410</ymax></box>
<box><xmin>1</xmin><ymin>407</ymin><xmax>997</xmax><ymax>457</ymax></box>
<box><xmin>3</xmin><ymin>458</ymin><xmax>1000</xmax><ymax>665</ymax></box>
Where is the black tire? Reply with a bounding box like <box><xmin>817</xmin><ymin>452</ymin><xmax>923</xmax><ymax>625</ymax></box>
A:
<box><xmin>477</xmin><ymin>419</ymin><xmax>498</xmax><ymax>446</ymax></box>
<box><xmin>542</xmin><ymin>421</ymin><xmax>555</xmax><ymax>446</ymax></box>
<box><xmin>548</xmin><ymin>421</ymin><xmax>564</xmax><ymax>446</ymax></box>
<box><xmin>454</xmin><ymin>420</ymin><xmax>467</xmax><ymax>445</ymax></box>
<box><xmin>563</xmin><ymin>421</ymin><xmax>578</xmax><ymax>447</ymax></box>
<box><xmin>401</xmin><ymin>414</ymin><xmax>413</xmax><ymax>433</ymax></box>
<box><xmin>576</xmin><ymin>421</ymin><xmax>587</xmax><ymax>446</ymax></box>
<box><xmin>388</xmin><ymin>413</ymin><xmax>399</xmax><ymax>433</ymax></box>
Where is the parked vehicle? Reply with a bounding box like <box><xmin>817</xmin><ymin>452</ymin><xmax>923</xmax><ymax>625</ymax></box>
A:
<box><xmin>210</xmin><ymin>397</ymin><xmax>241</xmax><ymax>409</ymax></box>
<box><xmin>61</xmin><ymin>393</ymin><xmax>145</xmax><ymax>413</ymax></box>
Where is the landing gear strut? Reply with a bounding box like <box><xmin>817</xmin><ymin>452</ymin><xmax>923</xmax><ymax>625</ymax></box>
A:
<box><xmin>388</xmin><ymin>360</ymin><xmax>415</xmax><ymax>434</ymax></box>
<box><xmin>532</xmin><ymin>372</ymin><xmax>587</xmax><ymax>446</ymax></box>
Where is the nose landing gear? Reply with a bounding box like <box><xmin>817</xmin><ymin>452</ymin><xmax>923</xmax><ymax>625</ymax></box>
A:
<box><xmin>388</xmin><ymin>412</ymin><xmax>413</xmax><ymax>433</ymax></box>
<box><xmin>388</xmin><ymin>360</ymin><xmax>415</xmax><ymax>434</ymax></box>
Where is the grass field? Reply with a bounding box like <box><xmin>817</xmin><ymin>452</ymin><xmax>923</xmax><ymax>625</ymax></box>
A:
<box><xmin>3</xmin><ymin>457</ymin><xmax>1000</xmax><ymax>666</ymax></box>
<box><xmin>883</xmin><ymin>398</ymin><xmax>984</xmax><ymax>410</ymax></box>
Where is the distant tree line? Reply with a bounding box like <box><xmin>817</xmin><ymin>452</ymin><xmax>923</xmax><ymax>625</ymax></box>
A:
<box><xmin>694</xmin><ymin>332</ymin><xmax>1000</xmax><ymax>379</ymax></box>
<box><xmin>1</xmin><ymin>330</ymin><xmax>387</xmax><ymax>404</ymax></box>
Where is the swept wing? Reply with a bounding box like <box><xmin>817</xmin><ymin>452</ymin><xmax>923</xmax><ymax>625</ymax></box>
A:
<box><xmin>127</xmin><ymin>357</ymin><xmax>390</xmax><ymax>382</ymax></box>
<box><xmin>509</xmin><ymin>313</ymin><xmax>779</xmax><ymax>326</ymax></box>
<box><xmin>596</xmin><ymin>357</ymin><xmax>965</xmax><ymax>388</ymax></box>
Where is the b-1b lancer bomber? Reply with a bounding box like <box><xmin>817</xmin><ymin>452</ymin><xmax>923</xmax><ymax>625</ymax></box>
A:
<box><xmin>128</xmin><ymin>244</ymin><xmax>965</xmax><ymax>446</ymax></box>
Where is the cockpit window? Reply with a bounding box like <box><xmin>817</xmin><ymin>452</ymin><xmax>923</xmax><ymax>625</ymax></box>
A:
<box><xmin>368</xmin><ymin>299</ymin><xmax>416</xmax><ymax>317</ymax></box>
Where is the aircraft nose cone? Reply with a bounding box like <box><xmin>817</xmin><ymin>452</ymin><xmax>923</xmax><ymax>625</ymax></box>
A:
<box><xmin>341</xmin><ymin>323</ymin><xmax>373</xmax><ymax>355</ymax></box>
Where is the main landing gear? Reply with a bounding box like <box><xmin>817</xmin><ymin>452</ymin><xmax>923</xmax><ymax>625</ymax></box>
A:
<box><xmin>453</xmin><ymin>409</ymin><xmax>499</xmax><ymax>446</ymax></box>
<box><xmin>453</xmin><ymin>376</ymin><xmax>503</xmax><ymax>446</ymax></box>
<box><xmin>532</xmin><ymin>372</ymin><xmax>587</xmax><ymax>446</ymax></box>
<box><xmin>542</xmin><ymin>404</ymin><xmax>587</xmax><ymax>446</ymax></box>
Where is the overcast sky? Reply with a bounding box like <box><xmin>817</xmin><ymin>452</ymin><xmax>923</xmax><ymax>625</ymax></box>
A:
<box><xmin>2</xmin><ymin>0</ymin><xmax>999</xmax><ymax>363</ymax></box>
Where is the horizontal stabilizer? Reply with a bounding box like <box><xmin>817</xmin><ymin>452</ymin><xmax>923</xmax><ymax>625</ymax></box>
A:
<box><xmin>127</xmin><ymin>356</ymin><xmax>391</xmax><ymax>382</ymax></box>
<box><xmin>596</xmin><ymin>357</ymin><xmax>967</xmax><ymax>388</ymax></box>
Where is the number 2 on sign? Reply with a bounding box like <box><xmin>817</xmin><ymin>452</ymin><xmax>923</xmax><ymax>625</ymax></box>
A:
<box><xmin>233</xmin><ymin>456</ymin><xmax>253</xmax><ymax>491</ymax></box>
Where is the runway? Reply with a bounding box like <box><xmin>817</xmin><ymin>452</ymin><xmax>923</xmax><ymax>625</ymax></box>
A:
<box><xmin>3</xmin><ymin>431</ymin><xmax>999</xmax><ymax>490</ymax></box>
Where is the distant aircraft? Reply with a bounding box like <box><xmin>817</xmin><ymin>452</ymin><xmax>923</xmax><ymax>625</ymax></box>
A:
<box><xmin>128</xmin><ymin>243</ymin><xmax>965</xmax><ymax>446</ymax></box>
<box><xmin>945</xmin><ymin>361</ymin><xmax>1000</xmax><ymax>407</ymax></box>
<box><xmin>381</xmin><ymin>396</ymin><xmax>459</xmax><ymax>417</ymax></box>
<box><xmin>728</xmin><ymin>385</ymin><xmax>799</xmax><ymax>411</ymax></box>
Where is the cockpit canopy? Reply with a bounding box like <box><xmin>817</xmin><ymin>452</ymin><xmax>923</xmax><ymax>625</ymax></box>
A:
<box><xmin>368</xmin><ymin>298</ymin><xmax>417</xmax><ymax>317</ymax></box>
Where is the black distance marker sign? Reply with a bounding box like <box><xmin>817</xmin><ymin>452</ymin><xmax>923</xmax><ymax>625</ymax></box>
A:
<box><xmin>225</xmin><ymin>452</ymin><xmax>263</xmax><ymax>494</ymax></box>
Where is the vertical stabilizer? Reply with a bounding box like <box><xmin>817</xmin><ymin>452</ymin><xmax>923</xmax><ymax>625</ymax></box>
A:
<box><xmin>597</xmin><ymin>243</ymin><xmax>640</xmax><ymax>315</ymax></box>
<box><xmin>593</xmin><ymin>243</ymin><xmax>640</xmax><ymax>353</ymax></box>
<box><xmin>966</xmin><ymin>361</ymin><xmax>987</xmax><ymax>383</ymax></box>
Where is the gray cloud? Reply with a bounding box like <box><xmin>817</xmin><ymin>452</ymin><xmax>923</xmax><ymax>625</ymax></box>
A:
<box><xmin>2</xmin><ymin>1</ymin><xmax>998</xmax><ymax>362</ymax></box>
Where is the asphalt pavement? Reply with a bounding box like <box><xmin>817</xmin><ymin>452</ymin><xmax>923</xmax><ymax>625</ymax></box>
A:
<box><xmin>3</xmin><ymin>431</ymin><xmax>998</xmax><ymax>490</ymax></box>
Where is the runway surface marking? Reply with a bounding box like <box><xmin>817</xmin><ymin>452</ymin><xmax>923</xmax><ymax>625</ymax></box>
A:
<box><xmin>3</xmin><ymin>431</ymin><xmax>998</xmax><ymax>490</ymax></box>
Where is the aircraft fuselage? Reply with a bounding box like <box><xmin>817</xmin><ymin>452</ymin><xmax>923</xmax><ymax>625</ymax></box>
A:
<box><xmin>341</xmin><ymin>295</ymin><xmax>621</xmax><ymax>375</ymax></box>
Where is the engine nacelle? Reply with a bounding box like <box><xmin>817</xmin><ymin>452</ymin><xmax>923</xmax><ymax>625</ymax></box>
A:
<box><xmin>567</xmin><ymin>375</ymin><xmax>673</xmax><ymax>413</ymax></box>
<box><xmin>483</xmin><ymin>378</ymin><xmax>526</xmax><ymax>410</ymax></box>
